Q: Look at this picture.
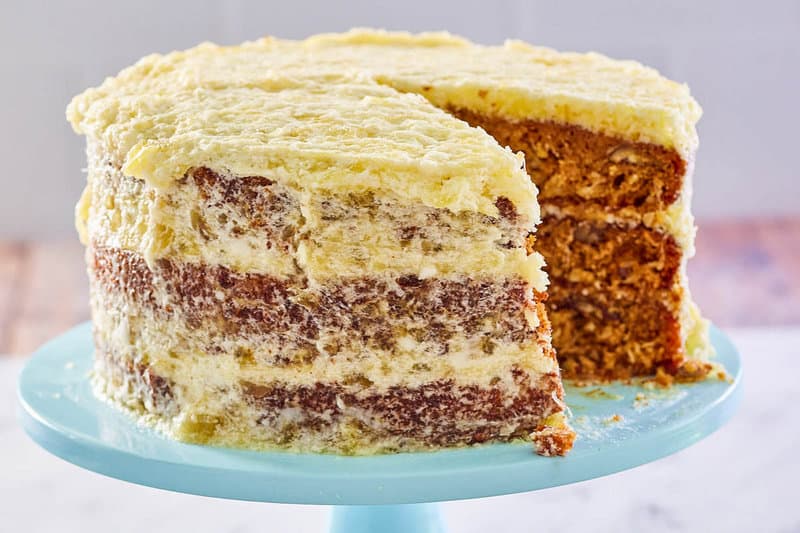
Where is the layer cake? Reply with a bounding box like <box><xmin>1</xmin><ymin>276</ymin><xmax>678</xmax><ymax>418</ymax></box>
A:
<box><xmin>67</xmin><ymin>29</ymin><xmax>714</xmax><ymax>456</ymax></box>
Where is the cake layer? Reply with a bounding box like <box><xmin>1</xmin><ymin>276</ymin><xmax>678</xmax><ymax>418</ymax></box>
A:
<box><xmin>94</xmin><ymin>341</ymin><xmax>573</xmax><ymax>455</ymax></box>
<box><xmin>77</xmin><ymin>150</ymin><xmax>303</xmax><ymax>276</ymax></box>
<box><xmin>535</xmin><ymin>215</ymin><xmax>706</xmax><ymax>379</ymax></box>
<box><xmin>449</xmin><ymin>110</ymin><xmax>686</xmax><ymax>218</ymax></box>
<box><xmin>89</xmin><ymin>244</ymin><xmax>555</xmax><ymax>374</ymax></box>
<box><xmin>91</xmin><ymin>298</ymin><xmax>556</xmax><ymax>391</ymax></box>
<box><xmin>79</xmin><ymin>158</ymin><xmax>546</xmax><ymax>288</ymax></box>
<box><xmin>299</xmin><ymin>189</ymin><xmax>542</xmax><ymax>282</ymax></box>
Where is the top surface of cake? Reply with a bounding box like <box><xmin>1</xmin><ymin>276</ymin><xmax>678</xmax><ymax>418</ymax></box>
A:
<box><xmin>69</xmin><ymin>28</ymin><xmax>701</xmax><ymax>165</ymax></box>
<box><xmin>302</xmin><ymin>30</ymin><xmax>702</xmax><ymax>157</ymax></box>
<box><xmin>69</xmin><ymin>28</ymin><xmax>710</xmax><ymax>407</ymax></box>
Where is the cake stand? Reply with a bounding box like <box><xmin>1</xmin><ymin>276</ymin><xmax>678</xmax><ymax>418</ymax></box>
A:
<box><xmin>18</xmin><ymin>323</ymin><xmax>741</xmax><ymax>533</ymax></box>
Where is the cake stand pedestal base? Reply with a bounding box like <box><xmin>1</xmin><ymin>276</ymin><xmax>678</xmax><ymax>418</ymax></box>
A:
<box><xmin>330</xmin><ymin>503</ymin><xmax>444</xmax><ymax>533</ymax></box>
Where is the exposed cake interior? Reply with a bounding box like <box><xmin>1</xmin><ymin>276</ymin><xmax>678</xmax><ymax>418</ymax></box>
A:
<box><xmin>447</xmin><ymin>111</ymin><xmax>712</xmax><ymax>379</ymax></box>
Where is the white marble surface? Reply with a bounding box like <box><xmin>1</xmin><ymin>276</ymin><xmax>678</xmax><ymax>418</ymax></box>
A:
<box><xmin>3</xmin><ymin>328</ymin><xmax>798</xmax><ymax>533</ymax></box>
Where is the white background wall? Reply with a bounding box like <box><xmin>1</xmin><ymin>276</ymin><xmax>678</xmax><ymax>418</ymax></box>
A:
<box><xmin>1</xmin><ymin>0</ymin><xmax>798</xmax><ymax>238</ymax></box>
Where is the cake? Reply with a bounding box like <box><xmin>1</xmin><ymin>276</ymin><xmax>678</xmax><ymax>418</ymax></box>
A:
<box><xmin>67</xmin><ymin>29</ymin><xmax>712</xmax><ymax>456</ymax></box>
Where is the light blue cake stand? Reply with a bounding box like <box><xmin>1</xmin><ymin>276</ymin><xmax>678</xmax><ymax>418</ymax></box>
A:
<box><xmin>18</xmin><ymin>322</ymin><xmax>741</xmax><ymax>533</ymax></box>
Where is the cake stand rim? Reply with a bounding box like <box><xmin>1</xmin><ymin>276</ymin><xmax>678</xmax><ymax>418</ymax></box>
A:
<box><xmin>17</xmin><ymin>321</ymin><xmax>742</xmax><ymax>505</ymax></box>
